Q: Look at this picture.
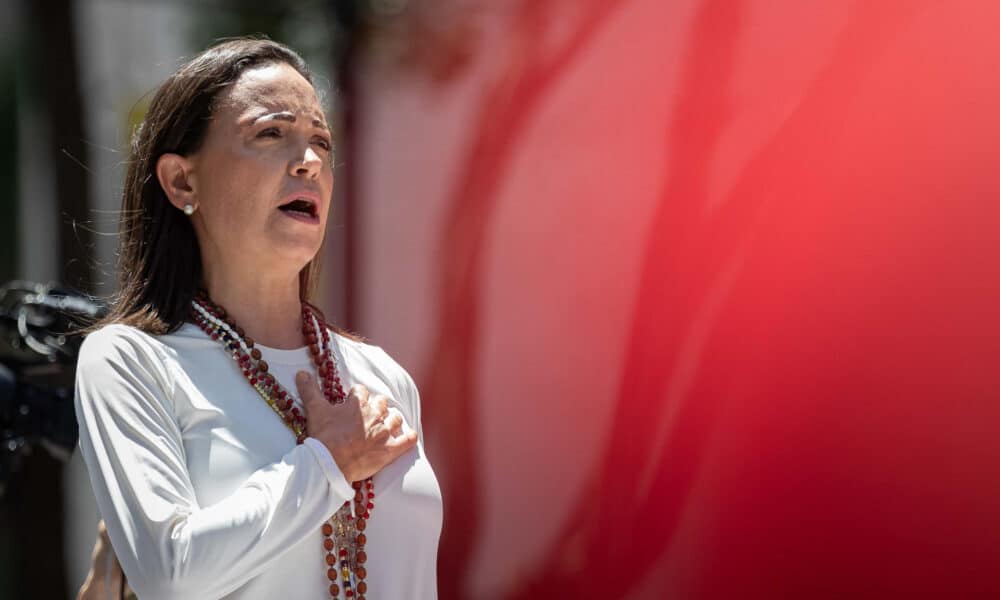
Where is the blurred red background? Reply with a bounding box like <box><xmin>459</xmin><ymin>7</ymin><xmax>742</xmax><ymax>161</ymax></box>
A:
<box><xmin>349</xmin><ymin>1</ymin><xmax>1000</xmax><ymax>597</ymax></box>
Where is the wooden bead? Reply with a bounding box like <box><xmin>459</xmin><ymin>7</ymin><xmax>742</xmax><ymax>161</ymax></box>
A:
<box><xmin>322</xmin><ymin>523</ymin><xmax>333</xmax><ymax>536</ymax></box>
<box><xmin>250</xmin><ymin>348</ymin><xmax>261</xmax><ymax>360</ymax></box>
<box><xmin>356</xmin><ymin>566</ymin><xmax>367</xmax><ymax>579</ymax></box>
<box><xmin>329</xmin><ymin>583</ymin><xmax>340</xmax><ymax>596</ymax></box>
<box><xmin>324</xmin><ymin>538</ymin><xmax>334</xmax><ymax>551</ymax></box>
<box><xmin>356</xmin><ymin>518</ymin><xmax>366</xmax><ymax>531</ymax></box>
<box><xmin>356</xmin><ymin>533</ymin><xmax>366</xmax><ymax>544</ymax></box>
<box><xmin>328</xmin><ymin>568</ymin><xmax>338</xmax><ymax>581</ymax></box>
<box><xmin>325</xmin><ymin>553</ymin><xmax>335</xmax><ymax>566</ymax></box>
<box><xmin>357</xmin><ymin>550</ymin><xmax>367</xmax><ymax>564</ymax></box>
<box><xmin>357</xmin><ymin>582</ymin><xmax>367</xmax><ymax>593</ymax></box>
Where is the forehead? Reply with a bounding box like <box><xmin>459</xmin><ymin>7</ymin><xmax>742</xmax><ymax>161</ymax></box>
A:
<box><xmin>214</xmin><ymin>62</ymin><xmax>326</xmax><ymax>123</ymax></box>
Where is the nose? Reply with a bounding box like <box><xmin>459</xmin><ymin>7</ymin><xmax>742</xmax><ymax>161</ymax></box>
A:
<box><xmin>289</xmin><ymin>146</ymin><xmax>323</xmax><ymax>179</ymax></box>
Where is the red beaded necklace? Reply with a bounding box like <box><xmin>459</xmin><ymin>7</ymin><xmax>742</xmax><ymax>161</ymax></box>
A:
<box><xmin>190</xmin><ymin>292</ymin><xmax>374</xmax><ymax>599</ymax></box>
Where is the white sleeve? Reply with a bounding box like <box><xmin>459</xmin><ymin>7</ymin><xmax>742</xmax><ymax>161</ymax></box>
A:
<box><xmin>74</xmin><ymin>326</ymin><xmax>354</xmax><ymax>600</ymax></box>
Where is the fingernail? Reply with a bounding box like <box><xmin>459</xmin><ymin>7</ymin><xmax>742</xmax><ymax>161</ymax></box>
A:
<box><xmin>296</xmin><ymin>371</ymin><xmax>310</xmax><ymax>383</ymax></box>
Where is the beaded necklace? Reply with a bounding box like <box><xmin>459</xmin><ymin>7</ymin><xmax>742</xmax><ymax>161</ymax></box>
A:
<box><xmin>190</xmin><ymin>292</ymin><xmax>374</xmax><ymax>599</ymax></box>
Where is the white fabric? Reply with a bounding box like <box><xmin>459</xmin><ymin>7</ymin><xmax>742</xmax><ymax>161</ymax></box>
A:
<box><xmin>75</xmin><ymin>322</ymin><xmax>442</xmax><ymax>600</ymax></box>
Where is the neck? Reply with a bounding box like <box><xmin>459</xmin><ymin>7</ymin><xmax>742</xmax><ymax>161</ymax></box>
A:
<box><xmin>201</xmin><ymin>261</ymin><xmax>306</xmax><ymax>350</ymax></box>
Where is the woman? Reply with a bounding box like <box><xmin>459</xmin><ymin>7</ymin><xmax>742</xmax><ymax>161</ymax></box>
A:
<box><xmin>74</xmin><ymin>37</ymin><xmax>442</xmax><ymax>599</ymax></box>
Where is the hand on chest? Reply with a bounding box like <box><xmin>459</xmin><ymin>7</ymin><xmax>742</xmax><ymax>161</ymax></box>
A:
<box><xmin>173</xmin><ymin>350</ymin><xmax>416</xmax><ymax>505</ymax></box>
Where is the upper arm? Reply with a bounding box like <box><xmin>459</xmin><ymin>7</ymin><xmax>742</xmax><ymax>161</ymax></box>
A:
<box><xmin>74</xmin><ymin>326</ymin><xmax>199</xmax><ymax>580</ymax></box>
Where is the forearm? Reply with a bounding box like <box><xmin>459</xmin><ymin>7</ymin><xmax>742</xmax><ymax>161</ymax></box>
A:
<box><xmin>85</xmin><ymin>438</ymin><xmax>351</xmax><ymax>600</ymax></box>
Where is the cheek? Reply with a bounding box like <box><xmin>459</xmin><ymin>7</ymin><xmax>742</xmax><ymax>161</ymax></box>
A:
<box><xmin>321</xmin><ymin>167</ymin><xmax>335</xmax><ymax>209</ymax></box>
<box><xmin>203</xmin><ymin>179</ymin><xmax>252</xmax><ymax>226</ymax></box>
<box><xmin>198</xmin><ymin>150</ymin><xmax>274</xmax><ymax>219</ymax></box>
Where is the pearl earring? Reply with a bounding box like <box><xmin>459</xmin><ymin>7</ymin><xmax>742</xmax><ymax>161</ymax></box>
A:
<box><xmin>183</xmin><ymin>203</ymin><xmax>196</xmax><ymax>216</ymax></box>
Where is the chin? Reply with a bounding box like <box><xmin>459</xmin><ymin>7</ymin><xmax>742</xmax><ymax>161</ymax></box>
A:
<box><xmin>271</xmin><ymin>240</ymin><xmax>324</xmax><ymax>271</ymax></box>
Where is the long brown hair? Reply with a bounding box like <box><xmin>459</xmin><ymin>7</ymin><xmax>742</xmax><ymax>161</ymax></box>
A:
<box><xmin>95</xmin><ymin>37</ymin><xmax>336</xmax><ymax>335</ymax></box>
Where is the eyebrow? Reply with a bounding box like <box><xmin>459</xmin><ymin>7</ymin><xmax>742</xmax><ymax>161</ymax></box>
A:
<box><xmin>245</xmin><ymin>111</ymin><xmax>329</xmax><ymax>131</ymax></box>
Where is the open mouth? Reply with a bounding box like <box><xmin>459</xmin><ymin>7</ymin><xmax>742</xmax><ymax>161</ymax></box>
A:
<box><xmin>278</xmin><ymin>198</ymin><xmax>318</xmax><ymax>220</ymax></box>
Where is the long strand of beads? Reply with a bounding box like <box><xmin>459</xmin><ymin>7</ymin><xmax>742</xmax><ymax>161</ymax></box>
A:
<box><xmin>190</xmin><ymin>294</ymin><xmax>374</xmax><ymax>599</ymax></box>
<box><xmin>191</xmin><ymin>299</ymin><xmax>309</xmax><ymax>440</ymax></box>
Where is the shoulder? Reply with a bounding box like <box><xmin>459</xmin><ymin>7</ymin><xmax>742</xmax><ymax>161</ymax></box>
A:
<box><xmin>334</xmin><ymin>333</ymin><xmax>416</xmax><ymax>391</ymax></box>
<box><xmin>74</xmin><ymin>326</ymin><xmax>185</xmax><ymax>450</ymax></box>
<box><xmin>79</xmin><ymin>323</ymin><xmax>165</xmax><ymax>363</ymax></box>
<box><xmin>333</xmin><ymin>332</ymin><xmax>421</xmax><ymax>412</ymax></box>
<box><xmin>334</xmin><ymin>333</ymin><xmax>428</xmax><ymax>440</ymax></box>
<box><xmin>77</xmin><ymin>324</ymin><xmax>175</xmax><ymax>390</ymax></box>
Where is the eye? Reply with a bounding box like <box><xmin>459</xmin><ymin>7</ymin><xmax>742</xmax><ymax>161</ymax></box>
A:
<box><xmin>257</xmin><ymin>126</ymin><xmax>282</xmax><ymax>138</ymax></box>
<box><xmin>312</xmin><ymin>136</ymin><xmax>333</xmax><ymax>152</ymax></box>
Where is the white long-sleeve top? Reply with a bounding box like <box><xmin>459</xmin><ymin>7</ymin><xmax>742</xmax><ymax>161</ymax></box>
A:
<box><xmin>74</xmin><ymin>322</ymin><xmax>442</xmax><ymax>600</ymax></box>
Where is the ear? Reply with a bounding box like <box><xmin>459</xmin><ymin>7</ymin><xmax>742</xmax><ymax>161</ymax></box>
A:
<box><xmin>155</xmin><ymin>153</ymin><xmax>197</xmax><ymax>212</ymax></box>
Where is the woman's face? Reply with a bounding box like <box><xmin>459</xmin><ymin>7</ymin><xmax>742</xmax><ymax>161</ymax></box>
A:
<box><xmin>188</xmin><ymin>62</ymin><xmax>334</xmax><ymax>282</ymax></box>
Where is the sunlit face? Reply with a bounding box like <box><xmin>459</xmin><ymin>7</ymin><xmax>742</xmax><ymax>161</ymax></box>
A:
<box><xmin>188</xmin><ymin>62</ymin><xmax>334</xmax><ymax>281</ymax></box>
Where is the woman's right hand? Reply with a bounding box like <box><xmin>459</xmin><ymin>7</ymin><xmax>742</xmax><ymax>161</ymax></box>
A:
<box><xmin>296</xmin><ymin>373</ymin><xmax>417</xmax><ymax>483</ymax></box>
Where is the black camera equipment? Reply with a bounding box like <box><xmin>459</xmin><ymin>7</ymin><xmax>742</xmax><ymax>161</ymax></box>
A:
<box><xmin>0</xmin><ymin>280</ymin><xmax>105</xmax><ymax>498</ymax></box>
